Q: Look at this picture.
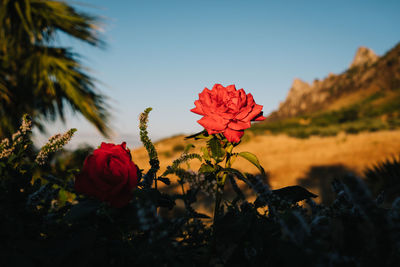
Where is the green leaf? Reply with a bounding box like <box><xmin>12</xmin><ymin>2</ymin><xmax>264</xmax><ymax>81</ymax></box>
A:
<box><xmin>190</xmin><ymin>211</ymin><xmax>211</xmax><ymax>219</ymax></box>
<box><xmin>185</xmin><ymin>130</ymin><xmax>210</xmax><ymax>140</ymax></box>
<box><xmin>272</xmin><ymin>185</ymin><xmax>317</xmax><ymax>203</ymax></box>
<box><xmin>184</xmin><ymin>143</ymin><xmax>195</xmax><ymax>153</ymax></box>
<box><xmin>222</xmin><ymin>167</ymin><xmax>252</xmax><ymax>187</ymax></box>
<box><xmin>157</xmin><ymin>177</ymin><xmax>171</xmax><ymax>185</ymax></box>
<box><xmin>201</xmin><ymin>146</ymin><xmax>211</xmax><ymax>161</ymax></box>
<box><xmin>157</xmin><ymin>193</ymin><xmax>176</xmax><ymax>209</ymax></box>
<box><xmin>199</xmin><ymin>163</ymin><xmax>215</xmax><ymax>173</ymax></box>
<box><xmin>238</xmin><ymin>152</ymin><xmax>265</xmax><ymax>175</ymax></box>
<box><xmin>162</xmin><ymin>153</ymin><xmax>202</xmax><ymax>176</ymax></box>
<box><xmin>229</xmin><ymin>175</ymin><xmax>245</xmax><ymax>200</ymax></box>
<box><xmin>208</xmin><ymin>137</ymin><xmax>226</xmax><ymax>162</ymax></box>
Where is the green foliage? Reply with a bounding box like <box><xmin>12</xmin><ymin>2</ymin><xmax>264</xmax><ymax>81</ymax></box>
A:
<box><xmin>0</xmin><ymin>0</ymin><xmax>110</xmax><ymax>137</ymax></box>
<box><xmin>139</xmin><ymin>108</ymin><xmax>159</xmax><ymax>188</ymax></box>
<box><xmin>237</xmin><ymin>151</ymin><xmax>265</xmax><ymax>175</ymax></box>
<box><xmin>35</xmin><ymin>128</ymin><xmax>77</xmax><ymax>165</ymax></box>
<box><xmin>364</xmin><ymin>155</ymin><xmax>400</xmax><ymax>203</ymax></box>
<box><xmin>2</xmin><ymin>112</ymin><xmax>400</xmax><ymax>266</ymax></box>
<box><xmin>207</xmin><ymin>137</ymin><xmax>226</xmax><ymax>163</ymax></box>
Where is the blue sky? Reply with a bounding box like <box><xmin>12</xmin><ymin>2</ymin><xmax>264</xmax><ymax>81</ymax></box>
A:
<box><xmin>37</xmin><ymin>0</ymin><xmax>400</xmax><ymax>148</ymax></box>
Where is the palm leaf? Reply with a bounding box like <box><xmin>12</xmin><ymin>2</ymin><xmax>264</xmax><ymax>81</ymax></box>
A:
<box><xmin>0</xmin><ymin>0</ymin><xmax>109</xmax><ymax>137</ymax></box>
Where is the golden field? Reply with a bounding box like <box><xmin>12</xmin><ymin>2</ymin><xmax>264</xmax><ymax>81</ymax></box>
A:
<box><xmin>132</xmin><ymin>129</ymin><xmax>400</xmax><ymax>205</ymax></box>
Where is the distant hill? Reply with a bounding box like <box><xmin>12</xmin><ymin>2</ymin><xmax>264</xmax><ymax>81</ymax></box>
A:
<box><xmin>253</xmin><ymin>42</ymin><xmax>400</xmax><ymax>138</ymax></box>
<box><xmin>269</xmin><ymin>43</ymin><xmax>400</xmax><ymax>120</ymax></box>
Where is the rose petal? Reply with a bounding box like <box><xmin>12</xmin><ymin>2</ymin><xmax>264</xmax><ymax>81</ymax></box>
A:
<box><xmin>107</xmin><ymin>156</ymin><xmax>127</xmax><ymax>183</ymax></box>
<box><xmin>100</xmin><ymin>142</ymin><xmax>116</xmax><ymax>151</ymax></box>
<box><xmin>85</xmin><ymin>154</ymin><xmax>115</xmax><ymax>191</ymax></box>
<box><xmin>75</xmin><ymin>171</ymin><xmax>99</xmax><ymax>198</ymax></box>
<box><xmin>212</xmin><ymin>84</ymin><xmax>224</xmax><ymax>92</ymax></box>
<box><xmin>220</xmin><ymin>109</ymin><xmax>236</xmax><ymax>120</ymax></box>
<box><xmin>191</xmin><ymin>100</ymin><xmax>205</xmax><ymax>115</ymax></box>
<box><xmin>228</xmin><ymin>120</ymin><xmax>251</xmax><ymax>130</ymax></box>
<box><xmin>191</xmin><ymin>84</ymin><xmax>265</xmax><ymax>143</ymax></box>
<box><xmin>223</xmin><ymin>128</ymin><xmax>244</xmax><ymax>143</ymax></box>
<box><xmin>112</xmin><ymin>143</ymin><xmax>131</xmax><ymax>159</ymax></box>
<box><xmin>237</xmin><ymin>89</ymin><xmax>247</xmax><ymax>107</ymax></box>
<box><xmin>235</xmin><ymin>105</ymin><xmax>253</xmax><ymax>120</ymax></box>
<box><xmin>74</xmin><ymin>142</ymin><xmax>139</xmax><ymax>208</ymax></box>
<box><xmin>127</xmin><ymin>164</ymin><xmax>139</xmax><ymax>188</ymax></box>
<box><xmin>199</xmin><ymin>88</ymin><xmax>213</xmax><ymax>107</ymax></box>
<box><xmin>225</xmin><ymin>84</ymin><xmax>236</xmax><ymax>92</ymax></box>
<box><xmin>245</xmin><ymin>93</ymin><xmax>255</xmax><ymax>107</ymax></box>
<box><xmin>244</xmin><ymin>104</ymin><xmax>263</xmax><ymax>121</ymax></box>
<box><xmin>198</xmin><ymin>116</ymin><xmax>228</xmax><ymax>132</ymax></box>
<box><xmin>253</xmin><ymin>112</ymin><xmax>267</xmax><ymax>121</ymax></box>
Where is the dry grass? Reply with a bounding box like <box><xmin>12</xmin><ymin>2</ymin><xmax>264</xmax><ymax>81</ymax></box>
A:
<box><xmin>132</xmin><ymin>129</ymin><xmax>400</xmax><ymax>205</ymax></box>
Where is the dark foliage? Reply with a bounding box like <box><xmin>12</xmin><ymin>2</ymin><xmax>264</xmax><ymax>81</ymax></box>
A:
<box><xmin>1</xmin><ymin>115</ymin><xmax>400</xmax><ymax>266</ymax></box>
<box><xmin>364</xmin><ymin>155</ymin><xmax>400</xmax><ymax>203</ymax></box>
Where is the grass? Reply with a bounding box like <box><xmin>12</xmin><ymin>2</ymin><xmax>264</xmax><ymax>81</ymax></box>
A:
<box><xmin>251</xmin><ymin>89</ymin><xmax>400</xmax><ymax>139</ymax></box>
<box><xmin>132</xmin><ymin>129</ymin><xmax>400</xmax><ymax>211</ymax></box>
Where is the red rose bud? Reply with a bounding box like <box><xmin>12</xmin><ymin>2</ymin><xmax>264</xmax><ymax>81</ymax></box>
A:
<box><xmin>191</xmin><ymin>84</ymin><xmax>266</xmax><ymax>143</ymax></box>
<box><xmin>74</xmin><ymin>142</ymin><xmax>138</xmax><ymax>208</ymax></box>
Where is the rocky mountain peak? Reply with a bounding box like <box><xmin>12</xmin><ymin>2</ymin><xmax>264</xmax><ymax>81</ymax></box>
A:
<box><xmin>268</xmin><ymin>42</ymin><xmax>399</xmax><ymax>122</ymax></box>
<box><xmin>350</xmin><ymin>46</ymin><xmax>379</xmax><ymax>68</ymax></box>
<box><xmin>290</xmin><ymin>78</ymin><xmax>310</xmax><ymax>93</ymax></box>
<box><xmin>278</xmin><ymin>79</ymin><xmax>313</xmax><ymax>114</ymax></box>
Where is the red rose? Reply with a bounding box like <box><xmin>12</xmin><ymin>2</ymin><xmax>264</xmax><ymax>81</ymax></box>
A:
<box><xmin>191</xmin><ymin>84</ymin><xmax>266</xmax><ymax>143</ymax></box>
<box><xmin>74</xmin><ymin>142</ymin><xmax>139</xmax><ymax>208</ymax></box>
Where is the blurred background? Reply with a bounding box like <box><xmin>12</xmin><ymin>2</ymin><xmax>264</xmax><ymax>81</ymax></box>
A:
<box><xmin>13</xmin><ymin>0</ymin><xmax>400</xmax><ymax>148</ymax></box>
<box><xmin>1</xmin><ymin>0</ymin><xmax>400</xmax><ymax>202</ymax></box>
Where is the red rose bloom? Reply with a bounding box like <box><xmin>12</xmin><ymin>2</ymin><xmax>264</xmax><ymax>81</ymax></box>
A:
<box><xmin>74</xmin><ymin>142</ymin><xmax>138</xmax><ymax>208</ymax></box>
<box><xmin>191</xmin><ymin>84</ymin><xmax>266</xmax><ymax>143</ymax></box>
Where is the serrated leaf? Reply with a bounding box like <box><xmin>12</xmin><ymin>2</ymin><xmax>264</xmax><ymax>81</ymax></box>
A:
<box><xmin>157</xmin><ymin>177</ymin><xmax>170</xmax><ymax>185</ymax></box>
<box><xmin>199</xmin><ymin>163</ymin><xmax>215</xmax><ymax>173</ymax></box>
<box><xmin>238</xmin><ymin>152</ymin><xmax>265</xmax><ymax>175</ymax></box>
<box><xmin>272</xmin><ymin>185</ymin><xmax>317</xmax><ymax>203</ymax></box>
<box><xmin>185</xmin><ymin>130</ymin><xmax>209</xmax><ymax>140</ymax></box>
<box><xmin>7</xmin><ymin>154</ymin><xmax>17</xmax><ymax>164</ymax></box>
<box><xmin>208</xmin><ymin>138</ymin><xmax>226</xmax><ymax>162</ymax></box>
<box><xmin>184</xmin><ymin>143</ymin><xmax>195</xmax><ymax>153</ymax></box>
<box><xmin>201</xmin><ymin>146</ymin><xmax>211</xmax><ymax>161</ymax></box>
<box><xmin>222</xmin><ymin>167</ymin><xmax>252</xmax><ymax>187</ymax></box>
<box><xmin>185</xmin><ymin>188</ymin><xmax>198</xmax><ymax>204</ymax></box>
<box><xmin>190</xmin><ymin>211</ymin><xmax>211</xmax><ymax>219</ymax></box>
<box><xmin>157</xmin><ymin>193</ymin><xmax>176</xmax><ymax>209</ymax></box>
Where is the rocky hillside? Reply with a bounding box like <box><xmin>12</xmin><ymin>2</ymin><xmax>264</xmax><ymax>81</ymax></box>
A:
<box><xmin>268</xmin><ymin>43</ymin><xmax>400</xmax><ymax>121</ymax></box>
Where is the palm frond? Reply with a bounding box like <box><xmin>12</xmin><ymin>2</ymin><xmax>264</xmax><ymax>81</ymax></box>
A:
<box><xmin>0</xmin><ymin>0</ymin><xmax>110</xmax><ymax>137</ymax></box>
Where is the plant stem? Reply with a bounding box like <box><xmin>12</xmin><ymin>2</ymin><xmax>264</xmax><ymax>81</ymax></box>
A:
<box><xmin>213</xmin><ymin>143</ymin><xmax>234</xmax><ymax>229</ymax></box>
<box><xmin>180</xmin><ymin>182</ymin><xmax>185</xmax><ymax>195</ymax></box>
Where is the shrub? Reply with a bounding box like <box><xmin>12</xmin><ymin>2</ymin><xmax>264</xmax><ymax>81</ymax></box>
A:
<box><xmin>1</xmin><ymin>112</ymin><xmax>400</xmax><ymax>266</ymax></box>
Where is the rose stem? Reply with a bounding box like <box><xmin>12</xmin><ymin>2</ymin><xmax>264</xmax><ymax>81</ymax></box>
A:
<box><xmin>213</xmin><ymin>143</ymin><xmax>234</xmax><ymax>238</ymax></box>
